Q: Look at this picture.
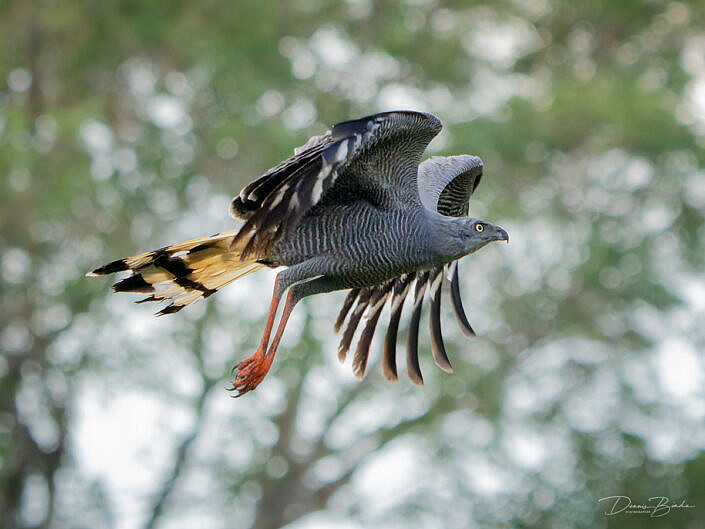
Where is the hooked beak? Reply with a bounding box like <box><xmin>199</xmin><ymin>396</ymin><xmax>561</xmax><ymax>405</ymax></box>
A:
<box><xmin>496</xmin><ymin>227</ymin><xmax>509</xmax><ymax>244</ymax></box>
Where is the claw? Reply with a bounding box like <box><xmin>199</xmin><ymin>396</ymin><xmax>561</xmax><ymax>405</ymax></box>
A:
<box><xmin>229</xmin><ymin>350</ymin><xmax>273</xmax><ymax>397</ymax></box>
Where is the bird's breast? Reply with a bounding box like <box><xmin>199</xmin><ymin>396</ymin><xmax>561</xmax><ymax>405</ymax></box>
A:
<box><xmin>271</xmin><ymin>204</ymin><xmax>436</xmax><ymax>287</ymax></box>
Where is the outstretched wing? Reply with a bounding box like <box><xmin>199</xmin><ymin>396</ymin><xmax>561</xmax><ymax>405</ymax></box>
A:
<box><xmin>418</xmin><ymin>154</ymin><xmax>483</xmax><ymax>338</ymax></box>
<box><xmin>334</xmin><ymin>154</ymin><xmax>485</xmax><ymax>383</ymax></box>
<box><xmin>417</xmin><ymin>155</ymin><xmax>483</xmax><ymax>217</ymax></box>
<box><xmin>230</xmin><ymin>111</ymin><xmax>441</xmax><ymax>259</ymax></box>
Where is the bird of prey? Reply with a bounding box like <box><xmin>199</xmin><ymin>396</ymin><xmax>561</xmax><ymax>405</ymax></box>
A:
<box><xmin>89</xmin><ymin>111</ymin><xmax>508</xmax><ymax>396</ymax></box>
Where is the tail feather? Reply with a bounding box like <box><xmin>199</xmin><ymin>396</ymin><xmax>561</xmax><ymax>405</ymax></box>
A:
<box><xmin>88</xmin><ymin>230</ymin><xmax>265</xmax><ymax>315</ymax></box>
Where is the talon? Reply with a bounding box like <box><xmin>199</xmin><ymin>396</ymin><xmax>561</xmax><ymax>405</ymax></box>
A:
<box><xmin>228</xmin><ymin>350</ymin><xmax>273</xmax><ymax>397</ymax></box>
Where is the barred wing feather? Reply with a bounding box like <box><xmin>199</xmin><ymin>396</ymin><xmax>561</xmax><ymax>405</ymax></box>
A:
<box><xmin>333</xmin><ymin>153</ymin><xmax>485</xmax><ymax>382</ymax></box>
<box><xmin>229</xmin><ymin>111</ymin><xmax>441</xmax><ymax>260</ymax></box>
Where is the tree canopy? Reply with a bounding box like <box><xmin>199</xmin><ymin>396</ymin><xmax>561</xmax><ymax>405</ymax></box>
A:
<box><xmin>1</xmin><ymin>1</ymin><xmax>704</xmax><ymax>528</ymax></box>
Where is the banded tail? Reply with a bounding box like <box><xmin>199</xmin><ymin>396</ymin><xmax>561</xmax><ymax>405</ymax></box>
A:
<box><xmin>88</xmin><ymin>230</ymin><xmax>265</xmax><ymax>315</ymax></box>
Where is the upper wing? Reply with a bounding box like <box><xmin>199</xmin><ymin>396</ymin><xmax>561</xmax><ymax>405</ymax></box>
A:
<box><xmin>334</xmin><ymin>155</ymin><xmax>485</xmax><ymax>383</ymax></box>
<box><xmin>229</xmin><ymin>111</ymin><xmax>441</xmax><ymax>259</ymax></box>
<box><xmin>418</xmin><ymin>155</ymin><xmax>483</xmax><ymax>338</ymax></box>
<box><xmin>417</xmin><ymin>155</ymin><xmax>483</xmax><ymax>217</ymax></box>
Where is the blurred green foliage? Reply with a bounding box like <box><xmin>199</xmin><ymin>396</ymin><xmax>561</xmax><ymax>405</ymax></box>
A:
<box><xmin>1</xmin><ymin>1</ymin><xmax>704</xmax><ymax>528</ymax></box>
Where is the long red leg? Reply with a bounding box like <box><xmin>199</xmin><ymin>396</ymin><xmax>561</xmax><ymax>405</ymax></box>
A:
<box><xmin>229</xmin><ymin>276</ymin><xmax>282</xmax><ymax>396</ymax></box>
<box><xmin>230</xmin><ymin>276</ymin><xmax>337</xmax><ymax>397</ymax></box>
<box><xmin>263</xmin><ymin>287</ymin><xmax>299</xmax><ymax>362</ymax></box>
<box><xmin>255</xmin><ymin>275</ymin><xmax>281</xmax><ymax>353</ymax></box>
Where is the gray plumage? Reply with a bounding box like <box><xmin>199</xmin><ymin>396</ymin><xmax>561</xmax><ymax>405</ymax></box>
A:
<box><xmin>88</xmin><ymin>110</ymin><xmax>508</xmax><ymax>396</ymax></box>
<box><xmin>332</xmin><ymin>147</ymin><xmax>493</xmax><ymax>383</ymax></box>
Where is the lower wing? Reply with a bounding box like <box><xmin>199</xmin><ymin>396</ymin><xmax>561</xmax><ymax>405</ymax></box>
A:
<box><xmin>333</xmin><ymin>259</ymin><xmax>476</xmax><ymax>384</ymax></box>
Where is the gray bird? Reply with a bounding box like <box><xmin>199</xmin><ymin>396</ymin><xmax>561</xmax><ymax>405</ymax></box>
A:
<box><xmin>88</xmin><ymin>111</ymin><xmax>508</xmax><ymax>396</ymax></box>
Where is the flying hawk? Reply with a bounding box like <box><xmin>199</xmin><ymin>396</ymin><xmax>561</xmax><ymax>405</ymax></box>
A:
<box><xmin>89</xmin><ymin>111</ymin><xmax>508</xmax><ymax>396</ymax></box>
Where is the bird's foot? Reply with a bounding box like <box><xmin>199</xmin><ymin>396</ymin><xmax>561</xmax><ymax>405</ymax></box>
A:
<box><xmin>227</xmin><ymin>350</ymin><xmax>273</xmax><ymax>397</ymax></box>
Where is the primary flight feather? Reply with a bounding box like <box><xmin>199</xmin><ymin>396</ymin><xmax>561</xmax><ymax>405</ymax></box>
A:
<box><xmin>89</xmin><ymin>111</ymin><xmax>508</xmax><ymax>396</ymax></box>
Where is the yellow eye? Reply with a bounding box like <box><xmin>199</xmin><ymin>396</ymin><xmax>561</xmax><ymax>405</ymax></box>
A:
<box><xmin>475</xmin><ymin>223</ymin><xmax>484</xmax><ymax>233</ymax></box>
